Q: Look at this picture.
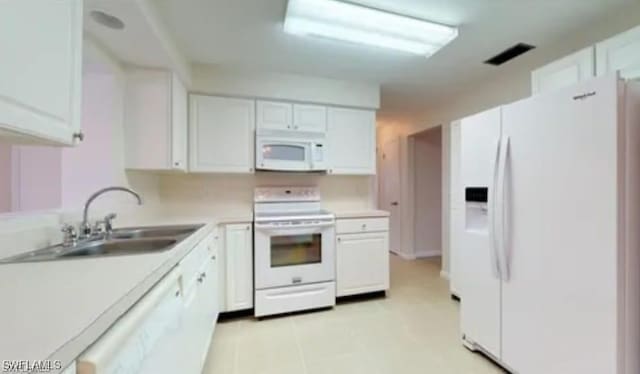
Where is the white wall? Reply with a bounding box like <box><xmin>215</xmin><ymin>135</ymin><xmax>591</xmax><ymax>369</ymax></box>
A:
<box><xmin>191</xmin><ymin>64</ymin><xmax>380</xmax><ymax>109</ymax></box>
<box><xmin>413</xmin><ymin>128</ymin><xmax>442</xmax><ymax>258</ymax></box>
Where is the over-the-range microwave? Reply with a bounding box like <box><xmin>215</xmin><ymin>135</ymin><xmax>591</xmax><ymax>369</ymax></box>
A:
<box><xmin>255</xmin><ymin>129</ymin><xmax>327</xmax><ymax>172</ymax></box>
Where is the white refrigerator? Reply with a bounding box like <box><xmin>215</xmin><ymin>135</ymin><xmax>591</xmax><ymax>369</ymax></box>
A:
<box><xmin>459</xmin><ymin>74</ymin><xmax>640</xmax><ymax>374</ymax></box>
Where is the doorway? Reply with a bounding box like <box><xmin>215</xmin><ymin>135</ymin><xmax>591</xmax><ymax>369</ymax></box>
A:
<box><xmin>379</xmin><ymin>137</ymin><xmax>402</xmax><ymax>255</ymax></box>
<box><xmin>412</xmin><ymin>126</ymin><xmax>443</xmax><ymax>258</ymax></box>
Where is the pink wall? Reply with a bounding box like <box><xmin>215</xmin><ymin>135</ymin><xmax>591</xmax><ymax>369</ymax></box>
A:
<box><xmin>414</xmin><ymin>127</ymin><xmax>442</xmax><ymax>256</ymax></box>
<box><xmin>61</xmin><ymin>73</ymin><xmax>119</xmax><ymax>208</ymax></box>
<box><xmin>0</xmin><ymin>144</ymin><xmax>12</xmax><ymax>212</ymax></box>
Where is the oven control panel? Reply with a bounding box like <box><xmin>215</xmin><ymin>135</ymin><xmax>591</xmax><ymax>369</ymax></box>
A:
<box><xmin>254</xmin><ymin>187</ymin><xmax>320</xmax><ymax>202</ymax></box>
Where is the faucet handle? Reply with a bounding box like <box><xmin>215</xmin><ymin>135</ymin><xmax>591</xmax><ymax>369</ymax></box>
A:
<box><xmin>61</xmin><ymin>223</ymin><xmax>78</xmax><ymax>247</ymax></box>
<box><xmin>103</xmin><ymin>213</ymin><xmax>117</xmax><ymax>232</ymax></box>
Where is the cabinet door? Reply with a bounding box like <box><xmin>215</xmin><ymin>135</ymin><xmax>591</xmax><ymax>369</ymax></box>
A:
<box><xmin>170</xmin><ymin>74</ymin><xmax>188</xmax><ymax>170</ymax></box>
<box><xmin>596</xmin><ymin>24</ymin><xmax>640</xmax><ymax>80</ymax></box>
<box><xmin>224</xmin><ymin>223</ymin><xmax>254</xmax><ymax>311</ymax></box>
<box><xmin>0</xmin><ymin>0</ymin><xmax>82</xmax><ymax>145</ymax></box>
<box><xmin>293</xmin><ymin>104</ymin><xmax>327</xmax><ymax>132</ymax></box>
<box><xmin>327</xmin><ymin>108</ymin><xmax>376</xmax><ymax>175</ymax></box>
<box><xmin>531</xmin><ymin>47</ymin><xmax>595</xmax><ymax>94</ymax></box>
<box><xmin>336</xmin><ymin>232</ymin><xmax>389</xmax><ymax>297</ymax></box>
<box><xmin>257</xmin><ymin>100</ymin><xmax>292</xmax><ymax>130</ymax></box>
<box><xmin>189</xmin><ymin>95</ymin><xmax>255</xmax><ymax>173</ymax></box>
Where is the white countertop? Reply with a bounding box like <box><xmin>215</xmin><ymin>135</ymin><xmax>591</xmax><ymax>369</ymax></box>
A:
<box><xmin>0</xmin><ymin>220</ymin><xmax>218</xmax><ymax>373</ymax></box>
<box><xmin>334</xmin><ymin>210</ymin><xmax>390</xmax><ymax>219</ymax></box>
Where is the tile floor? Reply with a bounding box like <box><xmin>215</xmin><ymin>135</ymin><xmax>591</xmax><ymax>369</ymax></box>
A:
<box><xmin>203</xmin><ymin>255</ymin><xmax>506</xmax><ymax>374</ymax></box>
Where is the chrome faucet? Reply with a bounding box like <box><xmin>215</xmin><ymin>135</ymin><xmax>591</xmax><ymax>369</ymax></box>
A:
<box><xmin>80</xmin><ymin>186</ymin><xmax>143</xmax><ymax>238</ymax></box>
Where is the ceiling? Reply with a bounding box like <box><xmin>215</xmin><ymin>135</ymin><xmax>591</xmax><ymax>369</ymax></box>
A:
<box><xmin>149</xmin><ymin>0</ymin><xmax>633</xmax><ymax>123</ymax></box>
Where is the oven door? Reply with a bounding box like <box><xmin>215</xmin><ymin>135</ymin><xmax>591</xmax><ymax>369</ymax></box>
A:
<box><xmin>256</xmin><ymin>139</ymin><xmax>312</xmax><ymax>171</ymax></box>
<box><xmin>254</xmin><ymin>222</ymin><xmax>335</xmax><ymax>289</ymax></box>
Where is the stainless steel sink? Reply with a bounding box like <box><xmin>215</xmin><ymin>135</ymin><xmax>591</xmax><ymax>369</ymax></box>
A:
<box><xmin>109</xmin><ymin>224</ymin><xmax>203</xmax><ymax>239</ymax></box>
<box><xmin>59</xmin><ymin>238</ymin><xmax>177</xmax><ymax>258</ymax></box>
<box><xmin>0</xmin><ymin>224</ymin><xmax>204</xmax><ymax>264</ymax></box>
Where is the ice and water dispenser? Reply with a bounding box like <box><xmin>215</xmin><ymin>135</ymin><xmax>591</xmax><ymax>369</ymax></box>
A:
<box><xmin>465</xmin><ymin>187</ymin><xmax>488</xmax><ymax>233</ymax></box>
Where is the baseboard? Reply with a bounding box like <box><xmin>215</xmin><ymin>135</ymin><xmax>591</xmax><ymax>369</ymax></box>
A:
<box><xmin>393</xmin><ymin>250</ymin><xmax>416</xmax><ymax>260</ymax></box>
<box><xmin>415</xmin><ymin>250</ymin><xmax>441</xmax><ymax>258</ymax></box>
<box><xmin>440</xmin><ymin>270</ymin><xmax>450</xmax><ymax>280</ymax></box>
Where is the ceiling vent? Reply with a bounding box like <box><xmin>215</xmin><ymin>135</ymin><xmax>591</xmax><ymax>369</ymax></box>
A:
<box><xmin>484</xmin><ymin>43</ymin><xmax>535</xmax><ymax>66</ymax></box>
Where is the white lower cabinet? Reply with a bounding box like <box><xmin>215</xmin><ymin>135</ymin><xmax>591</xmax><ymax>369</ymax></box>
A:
<box><xmin>219</xmin><ymin>223</ymin><xmax>254</xmax><ymax>312</ymax></box>
<box><xmin>336</xmin><ymin>217</ymin><xmax>390</xmax><ymax>297</ymax></box>
<box><xmin>76</xmin><ymin>233</ymin><xmax>218</xmax><ymax>374</ymax></box>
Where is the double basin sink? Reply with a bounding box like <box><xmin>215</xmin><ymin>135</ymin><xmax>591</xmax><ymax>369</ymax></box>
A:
<box><xmin>0</xmin><ymin>224</ymin><xmax>204</xmax><ymax>264</ymax></box>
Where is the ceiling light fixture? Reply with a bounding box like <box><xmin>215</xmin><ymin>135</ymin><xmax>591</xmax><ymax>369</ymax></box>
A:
<box><xmin>284</xmin><ymin>0</ymin><xmax>458</xmax><ymax>57</ymax></box>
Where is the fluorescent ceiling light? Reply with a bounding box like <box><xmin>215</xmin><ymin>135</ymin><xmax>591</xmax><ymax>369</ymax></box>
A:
<box><xmin>284</xmin><ymin>0</ymin><xmax>458</xmax><ymax>57</ymax></box>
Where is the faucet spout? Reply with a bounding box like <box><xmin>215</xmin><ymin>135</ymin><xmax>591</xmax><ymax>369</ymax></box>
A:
<box><xmin>81</xmin><ymin>186</ymin><xmax>143</xmax><ymax>237</ymax></box>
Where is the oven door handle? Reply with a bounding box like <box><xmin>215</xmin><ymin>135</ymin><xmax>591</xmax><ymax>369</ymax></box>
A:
<box><xmin>254</xmin><ymin>222</ymin><xmax>335</xmax><ymax>231</ymax></box>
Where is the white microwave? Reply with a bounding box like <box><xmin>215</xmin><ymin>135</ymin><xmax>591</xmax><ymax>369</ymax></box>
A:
<box><xmin>256</xmin><ymin>129</ymin><xmax>327</xmax><ymax>172</ymax></box>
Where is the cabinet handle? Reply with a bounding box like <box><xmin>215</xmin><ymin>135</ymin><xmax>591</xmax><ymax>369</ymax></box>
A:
<box><xmin>294</xmin><ymin>125</ymin><xmax>299</xmax><ymax>130</ymax></box>
<box><xmin>197</xmin><ymin>272</ymin><xmax>207</xmax><ymax>283</ymax></box>
<box><xmin>362</xmin><ymin>224</ymin><xmax>367</xmax><ymax>230</ymax></box>
<box><xmin>73</xmin><ymin>132</ymin><xmax>84</xmax><ymax>142</ymax></box>
<box><xmin>337</xmin><ymin>237</ymin><xmax>341</xmax><ymax>242</ymax></box>
<box><xmin>246</xmin><ymin>225</ymin><xmax>251</xmax><ymax>231</ymax></box>
<box><xmin>175</xmin><ymin>290</ymin><xmax>180</xmax><ymax>297</ymax></box>
<box><xmin>249</xmin><ymin>167</ymin><xmax>254</xmax><ymax>172</ymax></box>
<box><xmin>211</xmin><ymin>255</ymin><xmax>216</xmax><ymax>260</ymax></box>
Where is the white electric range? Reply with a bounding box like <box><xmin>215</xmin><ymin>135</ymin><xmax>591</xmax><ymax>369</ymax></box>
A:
<box><xmin>253</xmin><ymin>187</ymin><xmax>336</xmax><ymax>317</ymax></box>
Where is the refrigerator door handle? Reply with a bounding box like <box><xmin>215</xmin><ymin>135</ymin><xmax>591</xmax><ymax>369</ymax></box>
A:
<box><xmin>496</xmin><ymin>136</ymin><xmax>511</xmax><ymax>281</ymax></box>
<box><xmin>489</xmin><ymin>137</ymin><xmax>502</xmax><ymax>279</ymax></box>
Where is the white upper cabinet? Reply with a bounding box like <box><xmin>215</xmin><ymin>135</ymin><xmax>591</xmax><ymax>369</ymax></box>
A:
<box><xmin>124</xmin><ymin>69</ymin><xmax>188</xmax><ymax>171</ymax></box>
<box><xmin>293</xmin><ymin>104</ymin><xmax>327</xmax><ymax>132</ymax></box>
<box><xmin>0</xmin><ymin>0</ymin><xmax>83</xmax><ymax>145</ymax></box>
<box><xmin>596</xmin><ymin>24</ymin><xmax>640</xmax><ymax>80</ymax></box>
<box><xmin>257</xmin><ymin>100</ymin><xmax>293</xmax><ymax>130</ymax></box>
<box><xmin>257</xmin><ymin>101</ymin><xmax>327</xmax><ymax>132</ymax></box>
<box><xmin>327</xmin><ymin>107</ymin><xmax>376</xmax><ymax>175</ymax></box>
<box><xmin>189</xmin><ymin>95</ymin><xmax>255</xmax><ymax>173</ymax></box>
<box><xmin>531</xmin><ymin>47</ymin><xmax>595</xmax><ymax>94</ymax></box>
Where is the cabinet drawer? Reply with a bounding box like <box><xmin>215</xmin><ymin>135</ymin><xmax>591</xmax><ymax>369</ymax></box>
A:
<box><xmin>179</xmin><ymin>236</ymin><xmax>212</xmax><ymax>290</ymax></box>
<box><xmin>336</xmin><ymin>217</ymin><xmax>389</xmax><ymax>234</ymax></box>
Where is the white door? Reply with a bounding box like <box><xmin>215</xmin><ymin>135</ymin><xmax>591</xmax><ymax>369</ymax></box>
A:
<box><xmin>224</xmin><ymin>223</ymin><xmax>254</xmax><ymax>311</ymax></box>
<box><xmin>327</xmin><ymin>108</ymin><xmax>376</xmax><ymax>175</ymax></box>
<box><xmin>596</xmin><ymin>24</ymin><xmax>640</xmax><ymax>80</ymax></box>
<box><xmin>0</xmin><ymin>0</ymin><xmax>82</xmax><ymax>145</ymax></box>
<box><xmin>257</xmin><ymin>101</ymin><xmax>293</xmax><ymax>130</ymax></box>
<box><xmin>449</xmin><ymin>121</ymin><xmax>463</xmax><ymax>296</ymax></box>
<box><xmin>336</xmin><ymin>232</ymin><xmax>389</xmax><ymax>296</ymax></box>
<box><xmin>531</xmin><ymin>47</ymin><xmax>595</xmax><ymax>94</ymax></box>
<box><xmin>293</xmin><ymin>104</ymin><xmax>327</xmax><ymax>132</ymax></box>
<box><xmin>380</xmin><ymin>138</ymin><xmax>402</xmax><ymax>255</ymax></box>
<box><xmin>459</xmin><ymin>107</ymin><xmax>502</xmax><ymax>359</ymax></box>
<box><xmin>189</xmin><ymin>95</ymin><xmax>255</xmax><ymax>173</ymax></box>
<box><xmin>500</xmin><ymin>76</ymin><xmax>620</xmax><ymax>374</ymax></box>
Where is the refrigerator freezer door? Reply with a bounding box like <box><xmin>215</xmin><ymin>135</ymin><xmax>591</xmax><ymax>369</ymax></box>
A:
<box><xmin>501</xmin><ymin>75</ymin><xmax>621</xmax><ymax>374</ymax></box>
<box><xmin>459</xmin><ymin>107</ymin><xmax>503</xmax><ymax>359</ymax></box>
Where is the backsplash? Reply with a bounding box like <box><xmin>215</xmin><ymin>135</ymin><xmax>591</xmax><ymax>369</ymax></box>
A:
<box><xmin>157</xmin><ymin>173</ymin><xmax>376</xmax><ymax>217</ymax></box>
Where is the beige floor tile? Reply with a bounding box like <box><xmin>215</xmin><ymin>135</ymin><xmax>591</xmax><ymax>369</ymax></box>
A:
<box><xmin>305</xmin><ymin>353</ymin><xmax>379</xmax><ymax>374</ymax></box>
<box><xmin>206</xmin><ymin>256</ymin><xmax>505</xmax><ymax>374</ymax></box>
